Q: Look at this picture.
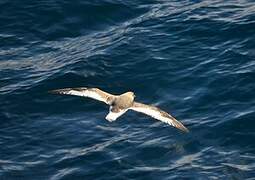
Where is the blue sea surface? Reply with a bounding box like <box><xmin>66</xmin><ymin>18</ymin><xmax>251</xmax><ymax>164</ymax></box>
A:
<box><xmin>1</xmin><ymin>0</ymin><xmax>255</xmax><ymax>179</ymax></box>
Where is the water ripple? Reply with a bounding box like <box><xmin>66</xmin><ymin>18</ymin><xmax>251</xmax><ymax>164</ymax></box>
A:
<box><xmin>1</xmin><ymin>0</ymin><xmax>255</xmax><ymax>179</ymax></box>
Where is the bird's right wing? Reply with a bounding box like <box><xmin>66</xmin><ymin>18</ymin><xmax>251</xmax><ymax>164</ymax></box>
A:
<box><xmin>130</xmin><ymin>102</ymin><xmax>189</xmax><ymax>132</ymax></box>
<box><xmin>49</xmin><ymin>87</ymin><xmax>115</xmax><ymax>105</ymax></box>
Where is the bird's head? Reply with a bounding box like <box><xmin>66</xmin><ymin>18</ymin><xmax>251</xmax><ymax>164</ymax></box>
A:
<box><xmin>126</xmin><ymin>91</ymin><xmax>135</xmax><ymax>98</ymax></box>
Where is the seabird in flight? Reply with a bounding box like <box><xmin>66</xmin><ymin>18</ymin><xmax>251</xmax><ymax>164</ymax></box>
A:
<box><xmin>50</xmin><ymin>87</ymin><xmax>189</xmax><ymax>132</ymax></box>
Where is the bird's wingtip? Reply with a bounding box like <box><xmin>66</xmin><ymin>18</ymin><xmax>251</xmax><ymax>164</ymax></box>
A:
<box><xmin>180</xmin><ymin>126</ymin><xmax>189</xmax><ymax>133</ymax></box>
<box><xmin>172</xmin><ymin>118</ymin><xmax>190</xmax><ymax>133</ymax></box>
<box><xmin>48</xmin><ymin>89</ymin><xmax>62</xmax><ymax>94</ymax></box>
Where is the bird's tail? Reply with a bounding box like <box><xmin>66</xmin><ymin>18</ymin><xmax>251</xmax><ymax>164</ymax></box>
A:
<box><xmin>105</xmin><ymin>107</ymin><xmax>127</xmax><ymax>122</ymax></box>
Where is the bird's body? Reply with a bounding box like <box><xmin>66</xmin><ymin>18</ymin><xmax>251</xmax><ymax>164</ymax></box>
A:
<box><xmin>112</xmin><ymin>92</ymin><xmax>135</xmax><ymax>109</ymax></box>
<box><xmin>50</xmin><ymin>87</ymin><xmax>189</xmax><ymax>132</ymax></box>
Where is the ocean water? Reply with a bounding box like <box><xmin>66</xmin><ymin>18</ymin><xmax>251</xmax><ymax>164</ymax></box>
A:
<box><xmin>1</xmin><ymin>0</ymin><xmax>255</xmax><ymax>179</ymax></box>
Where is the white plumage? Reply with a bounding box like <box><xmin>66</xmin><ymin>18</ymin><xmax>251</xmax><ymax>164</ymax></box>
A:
<box><xmin>106</xmin><ymin>108</ymin><xmax>127</xmax><ymax>122</ymax></box>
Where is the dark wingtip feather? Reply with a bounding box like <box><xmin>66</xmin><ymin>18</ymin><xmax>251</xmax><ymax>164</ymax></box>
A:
<box><xmin>48</xmin><ymin>90</ymin><xmax>57</xmax><ymax>94</ymax></box>
<box><xmin>179</xmin><ymin>125</ymin><xmax>189</xmax><ymax>133</ymax></box>
<box><xmin>175</xmin><ymin>120</ymin><xmax>189</xmax><ymax>133</ymax></box>
<box><xmin>170</xmin><ymin>117</ymin><xmax>189</xmax><ymax>133</ymax></box>
<box><xmin>48</xmin><ymin>89</ymin><xmax>65</xmax><ymax>94</ymax></box>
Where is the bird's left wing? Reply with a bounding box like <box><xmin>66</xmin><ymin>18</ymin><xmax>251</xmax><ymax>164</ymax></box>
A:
<box><xmin>130</xmin><ymin>102</ymin><xmax>189</xmax><ymax>132</ymax></box>
<box><xmin>49</xmin><ymin>87</ymin><xmax>115</xmax><ymax>105</ymax></box>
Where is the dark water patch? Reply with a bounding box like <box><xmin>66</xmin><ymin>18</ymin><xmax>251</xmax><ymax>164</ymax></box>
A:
<box><xmin>0</xmin><ymin>0</ymin><xmax>149</xmax><ymax>42</ymax></box>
